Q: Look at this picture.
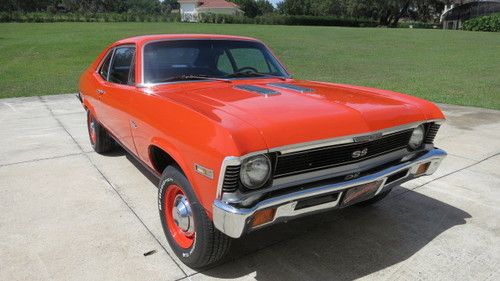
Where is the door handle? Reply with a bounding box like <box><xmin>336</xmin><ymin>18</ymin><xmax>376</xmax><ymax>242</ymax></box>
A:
<box><xmin>96</xmin><ymin>89</ymin><xmax>105</xmax><ymax>95</ymax></box>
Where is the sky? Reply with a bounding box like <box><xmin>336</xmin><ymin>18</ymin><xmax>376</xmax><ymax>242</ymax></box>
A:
<box><xmin>269</xmin><ymin>0</ymin><xmax>281</xmax><ymax>6</ymax></box>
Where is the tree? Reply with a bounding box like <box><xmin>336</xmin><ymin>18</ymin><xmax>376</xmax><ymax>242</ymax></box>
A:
<box><xmin>277</xmin><ymin>0</ymin><xmax>446</xmax><ymax>24</ymax></box>
<box><xmin>256</xmin><ymin>0</ymin><xmax>274</xmax><ymax>14</ymax></box>
<box><xmin>277</xmin><ymin>0</ymin><xmax>313</xmax><ymax>15</ymax></box>
<box><xmin>409</xmin><ymin>0</ymin><xmax>445</xmax><ymax>22</ymax></box>
<box><xmin>0</xmin><ymin>0</ymin><xmax>54</xmax><ymax>12</ymax></box>
<box><xmin>0</xmin><ymin>0</ymin><xmax>19</xmax><ymax>12</ymax></box>
<box><xmin>230</xmin><ymin>0</ymin><xmax>274</xmax><ymax>17</ymax></box>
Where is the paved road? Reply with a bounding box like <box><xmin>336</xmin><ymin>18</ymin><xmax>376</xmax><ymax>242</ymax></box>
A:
<box><xmin>1</xmin><ymin>94</ymin><xmax>499</xmax><ymax>281</ymax></box>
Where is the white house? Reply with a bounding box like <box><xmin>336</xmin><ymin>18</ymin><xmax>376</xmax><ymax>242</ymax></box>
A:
<box><xmin>440</xmin><ymin>0</ymin><xmax>500</xmax><ymax>29</ymax></box>
<box><xmin>178</xmin><ymin>0</ymin><xmax>243</xmax><ymax>22</ymax></box>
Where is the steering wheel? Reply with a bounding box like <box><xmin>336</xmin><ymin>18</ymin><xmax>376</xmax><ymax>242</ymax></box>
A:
<box><xmin>236</xmin><ymin>66</ymin><xmax>259</xmax><ymax>73</ymax></box>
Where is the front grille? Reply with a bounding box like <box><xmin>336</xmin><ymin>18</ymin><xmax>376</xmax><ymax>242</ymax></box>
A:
<box><xmin>222</xmin><ymin>165</ymin><xmax>240</xmax><ymax>192</ymax></box>
<box><xmin>425</xmin><ymin>123</ymin><xmax>441</xmax><ymax>144</ymax></box>
<box><xmin>274</xmin><ymin>129</ymin><xmax>414</xmax><ymax>178</ymax></box>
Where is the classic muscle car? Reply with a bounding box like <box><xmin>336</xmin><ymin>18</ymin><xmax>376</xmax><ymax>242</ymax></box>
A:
<box><xmin>79</xmin><ymin>34</ymin><xmax>446</xmax><ymax>268</ymax></box>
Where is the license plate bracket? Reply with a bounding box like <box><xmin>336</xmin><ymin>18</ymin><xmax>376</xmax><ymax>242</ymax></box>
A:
<box><xmin>341</xmin><ymin>180</ymin><xmax>384</xmax><ymax>207</ymax></box>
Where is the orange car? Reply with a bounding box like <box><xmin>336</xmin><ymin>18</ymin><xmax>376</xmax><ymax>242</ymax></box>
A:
<box><xmin>79</xmin><ymin>34</ymin><xmax>446</xmax><ymax>268</ymax></box>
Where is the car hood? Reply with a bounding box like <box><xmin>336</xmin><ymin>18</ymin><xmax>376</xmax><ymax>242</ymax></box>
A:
<box><xmin>154</xmin><ymin>79</ymin><xmax>444</xmax><ymax>150</ymax></box>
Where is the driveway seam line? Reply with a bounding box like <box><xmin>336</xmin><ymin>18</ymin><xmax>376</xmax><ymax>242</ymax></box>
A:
<box><xmin>85</xmin><ymin>157</ymin><xmax>189</xmax><ymax>277</ymax></box>
<box><xmin>446</xmin><ymin>152</ymin><xmax>477</xmax><ymax>162</ymax></box>
<box><xmin>0</xmin><ymin>152</ymin><xmax>83</xmax><ymax>168</ymax></box>
<box><xmin>39</xmin><ymin>96</ymin><xmax>189</xmax><ymax>278</ymax></box>
<box><xmin>39</xmin><ymin>96</ymin><xmax>87</xmax><ymax>151</ymax></box>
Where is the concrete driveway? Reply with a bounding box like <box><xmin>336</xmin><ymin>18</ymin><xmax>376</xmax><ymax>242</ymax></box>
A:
<box><xmin>1</xmin><ymin>94</ymin><xmax>499</xmax><ymax>281</ymax></box>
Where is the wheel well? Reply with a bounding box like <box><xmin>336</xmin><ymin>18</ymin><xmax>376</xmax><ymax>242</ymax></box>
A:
<box><xmin>149</xmin><ymin>145</ymin><xmax>177</xmax><ymax>175</ymax></box>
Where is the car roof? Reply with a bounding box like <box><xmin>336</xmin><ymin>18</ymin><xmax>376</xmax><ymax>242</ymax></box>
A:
<box><xmin>114</xmin><ymin>34</ymin><xmax>261</xmax><ymax>46</ymax></box>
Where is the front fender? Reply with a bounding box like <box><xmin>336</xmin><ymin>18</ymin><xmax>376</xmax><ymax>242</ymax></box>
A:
<box><xmin>149</xmin><ymin>137</ymin><xmax>192</xmax><ymax>180</ymax></box>
<box><xmin>149</xmin><ymin>136</ymin><xmax>226</xmax><ymax>219</ymax></box>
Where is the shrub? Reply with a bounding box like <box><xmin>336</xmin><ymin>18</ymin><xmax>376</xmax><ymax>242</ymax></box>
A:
<box><xmin>463</xmin><ymin>13</ymin><xmax>500</xmax><ymax>32</ymax></box>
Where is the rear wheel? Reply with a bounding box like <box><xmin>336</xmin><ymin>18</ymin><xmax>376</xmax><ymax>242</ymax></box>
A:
<box><xmin>86</xmin><ymin>111</ymin><xmax>115</xmax><ymax>154</ymax></box>
<box><xmin>158</xmin><ymin>166</ymin><xmax>232</xmax><ymax>269</ymax></box>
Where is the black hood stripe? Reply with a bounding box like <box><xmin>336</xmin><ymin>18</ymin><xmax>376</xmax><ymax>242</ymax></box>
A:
<box><xmin>267</xmin><ymin>83</ymin><xmax>314</xmax><ymax>93</ymax></box>
<box><xmin>234</xmin><ymin>85</ymin><xmax>280</xmax><ymax>96</ymax></box>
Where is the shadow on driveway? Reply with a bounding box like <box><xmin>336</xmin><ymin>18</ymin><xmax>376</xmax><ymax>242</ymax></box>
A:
<box><xmin>207</xmin><ymin>190</ymin><xmax>470</xmax><ymax>280</ymax></box>
<box><xmin>109</xmin><ymin>147</ymin><xmax>471</xmax><ymax>281</ymax></box>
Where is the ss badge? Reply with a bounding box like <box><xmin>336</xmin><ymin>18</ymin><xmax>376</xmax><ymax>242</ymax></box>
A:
<box><xmin>352</xmin><ymin>148</ymin><xmax>368</xmax><ymax>159</ymax></box>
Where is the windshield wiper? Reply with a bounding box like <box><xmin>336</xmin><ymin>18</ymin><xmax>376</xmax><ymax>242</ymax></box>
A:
<box><xmin>224</xmin><ymin>71</ymin><xmax>287</xmax><ymax>80</ymax></box>
<box><xmin>158</xmin><ymin>75</ymin><xmax>231</xmax><ymax>83</ymax></box>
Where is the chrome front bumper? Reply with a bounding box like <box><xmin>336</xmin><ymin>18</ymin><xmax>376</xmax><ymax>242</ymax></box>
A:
<box><xmin>213</xmin><ymin>148</ymin><xmax>446</xmax><ymax>238</ymax></box>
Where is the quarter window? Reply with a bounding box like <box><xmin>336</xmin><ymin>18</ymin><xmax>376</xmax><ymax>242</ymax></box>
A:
<box><xmin>108</xmin><ymin>46</ymin><xmax>135</xmax><ymax>85</ymax></box>
<box><xmin>99</xmin><ymin>51</ymin><xmax>113</xmax><ymax>80</ymax></box>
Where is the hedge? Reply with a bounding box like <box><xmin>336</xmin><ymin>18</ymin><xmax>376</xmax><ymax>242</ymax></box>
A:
<box><xmin>0</xmin><ymin>12</ymin><xmax>180</xmax><ymax>23</ymax></box>
<box><xmin>199</xmin><ymin>13</ymin><xmax>379</xmax><ymax>27</ymax></box>
<box><xmin>196</xmin><ymin>14</ymin><xmax>439</xmax><ymax>29</ymax></box>
<box><xmin>462</xmin><ymin>13</ymin><xmax>500</xmax><ymax>32</ymax></box>
<box><xmin>0</xmin><ymin>12</ymin><xmax>440</xmax><ymax>30</ymax></box>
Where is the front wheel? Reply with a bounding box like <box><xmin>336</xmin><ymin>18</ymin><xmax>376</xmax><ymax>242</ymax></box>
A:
<box><xmin>158</xmin><ymin>166</ymin><xmax>232</xmax><ymax>269</ymax></box>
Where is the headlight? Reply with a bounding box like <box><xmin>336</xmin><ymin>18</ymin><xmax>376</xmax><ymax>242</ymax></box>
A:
<box><xmin>409</xmin><ymin>125</ymin><xmax>425</xmax><ymax>150</ymax></box>
<box><xmin>240</xmin><ymin>155</ymin><xmax>271</xmax><ymax>189</ymax></box>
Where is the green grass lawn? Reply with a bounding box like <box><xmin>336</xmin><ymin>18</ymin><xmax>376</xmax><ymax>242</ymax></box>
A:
<box><xmin>0</xmin><ymin>22</ymin><xmax>499</xmax><ymax>109</ymax></box>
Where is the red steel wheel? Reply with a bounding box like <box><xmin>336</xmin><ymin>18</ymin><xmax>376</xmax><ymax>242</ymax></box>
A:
<box><xmin>158</xmin><ymin>166</ymin><xmax>232</xmax><ymax>268</ymax></box>
<box><xmin>87</xmin><ymin>113</ymin><xmax>97</xmax><ymax>145</ymax></box>
<box><xmin>163</xmin><ymin>184</ymin><xmax>195</xmax><ymax>249</ymax></box>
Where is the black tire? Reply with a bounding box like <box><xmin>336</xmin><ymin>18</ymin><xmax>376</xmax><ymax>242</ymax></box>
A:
<box><xmin>355</xmin><ymin>188</ymin><xmax>392</xmax><ymax>207</ymax></box>
<box><xmin>158</xmin><ymin>166</ymin><xmax>232</xmax><ymax>269</ymax></box>
<box><xmin>86</xmin><ymin>110</ymin><xmax>115</xmax><ymax>154</ymax></box>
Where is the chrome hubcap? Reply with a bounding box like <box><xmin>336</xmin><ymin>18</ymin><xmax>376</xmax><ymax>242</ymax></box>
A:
<box><xmin>90</xmin><ymin>120</ymin><xmax>96</xmax><ymax>135</ymax></box>
<box><xmin>172</xmin><ymin>195</ymin><xmax>194</xmax><ymax>235</ymax></box>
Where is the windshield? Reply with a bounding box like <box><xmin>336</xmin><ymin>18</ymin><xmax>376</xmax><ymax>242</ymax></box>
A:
<box><xmin>142</xmin><ymin>40</ymin><xmax>289</xmax><ymax>84</ymax></box>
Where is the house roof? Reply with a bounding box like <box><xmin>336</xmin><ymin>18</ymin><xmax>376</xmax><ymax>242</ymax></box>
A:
<box><xmin>178</xmin><ymin>0</ymin><xmax>240</xmax><ymax>9</ymax></box>
<box><xmin>200</xmin><ymin>0</ymin><xmax>239</xmax><ymax>9</ymax></box>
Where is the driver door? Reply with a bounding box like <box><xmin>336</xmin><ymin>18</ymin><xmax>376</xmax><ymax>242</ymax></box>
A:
<box><xmin>95</xmin><ymin>45</ymin><xmax>137</xmax><ymax>152</ymax></box>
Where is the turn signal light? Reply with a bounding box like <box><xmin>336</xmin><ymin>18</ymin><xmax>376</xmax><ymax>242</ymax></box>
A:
<box><xmin>415</xmin><ymin>162</ymin><xmax>430</xmax><ymax>176</ymax></box>
<box><xmin>251</xmin><ymin>208</ymin><xmax>276</xmax><ymax>227</ymax></box>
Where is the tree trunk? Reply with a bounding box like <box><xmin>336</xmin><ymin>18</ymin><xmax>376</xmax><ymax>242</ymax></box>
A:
<box><xmin>390</xmin><ymin>0</ymin><xmax>412</xmax><ymax>27</ymax></box>
<box><xmin>379</xmin><ymin>11</ymin><xmax>390</xmax><ymax>26</ymax></box>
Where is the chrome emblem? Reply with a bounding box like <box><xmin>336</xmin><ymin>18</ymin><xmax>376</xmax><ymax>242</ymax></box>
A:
<box><xmin>345</xmin><ymin>172</ymin><xmax>361</xmax><ymax>181</ymax></box>
<box><xmin>352</xmin><ymin>148</ymin><xmax>368</xmax><ymax>159</ymax></box>
<box><xmin>353</xmin><ymin>133</ymin><xmax>383</xmax><ymax>143</ymax></box>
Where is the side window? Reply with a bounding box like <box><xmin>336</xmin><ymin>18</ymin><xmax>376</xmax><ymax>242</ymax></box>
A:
<box><xmin>108</xmin><ymin>46</ymin><xmax>135</xmax><ymax>85</ymax></box>
<box><xmin>230</xmin><ymin>48</ymin><xmax>271</xmax><ymax>73</ymax></box>
<box><xmin>99</xmin><ymin>51</ymin><xmax>113</xmax><ymax>80</ymax></box>
<box><xmin>216</xmin><ymin>50</ymin><xmax>234</xmax><ymax>74</ymax></box>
